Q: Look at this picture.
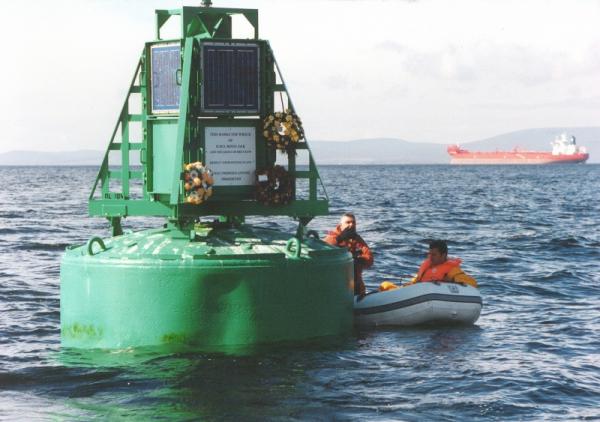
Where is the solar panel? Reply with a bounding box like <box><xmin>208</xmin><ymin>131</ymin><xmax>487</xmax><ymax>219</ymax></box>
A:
<box><xmin>201</xmin><ymin>42</ymin><xmax>260</xmax><ymax>114</ymax></box>
<box><xmin>150</xmin><ymin>43</ymin><xmax>181</xmax><ymax>114</ymax></box>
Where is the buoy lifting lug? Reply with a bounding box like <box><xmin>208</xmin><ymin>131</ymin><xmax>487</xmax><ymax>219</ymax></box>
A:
<box><xmin>285</xmin><ymin>237</ymin><xmax>301</xmax><ymax>259</ymax></box>
<box><xmin>86</xmin><ymin>237</ymin><xmax>107</xmax><ymax>256</ymax></box>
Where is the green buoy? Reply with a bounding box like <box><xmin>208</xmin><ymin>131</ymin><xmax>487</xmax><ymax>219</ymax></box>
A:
<box><xmin>60</xmin><ymin>4</ymin><xmax>354</xmax><ymax>350</ymax></box>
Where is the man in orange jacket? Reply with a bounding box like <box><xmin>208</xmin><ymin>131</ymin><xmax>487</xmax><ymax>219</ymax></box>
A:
<box><xmin>408</xmin><ymin>240</ymin><xmax>477</xmax><ymax>287</ymax></box>
<box><xmin>324</xmin><ymin>213</ymin><xmax>374</xmax><ymax>296</ymax></box>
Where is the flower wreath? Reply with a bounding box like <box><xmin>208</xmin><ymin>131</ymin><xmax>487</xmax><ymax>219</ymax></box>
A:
<box><xmin>183</xmin><ymin>162</ymin><xmax>214</xmax><ymax>205</ymax></box>
<box><xmin>255</xmin><ymin>165</ymin><xmax>293</xmax><ymax>206</ymax></box>
<box><xmin>263</xmin><ymin>109</ymin><xmax>305</xmax><ymax>153</ymax></box>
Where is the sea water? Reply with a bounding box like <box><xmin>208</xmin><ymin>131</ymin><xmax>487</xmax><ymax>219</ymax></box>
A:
<box><xmin>0</xmin><ymin>165</ymin><xmax>598</xmax><ymax>420</ymax></box>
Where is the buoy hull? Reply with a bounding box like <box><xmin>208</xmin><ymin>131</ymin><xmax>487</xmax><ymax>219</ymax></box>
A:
<box><xmin>60</xmin><ymin>227</ymin><xmax>354</xmax><ymax>350</ymax></box>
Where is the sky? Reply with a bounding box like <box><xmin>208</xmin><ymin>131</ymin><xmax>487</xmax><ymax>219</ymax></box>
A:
<box><xmin>2</xmin><ymin>0</ymin><xmax>600</xmax><ymax>153</ymax></box>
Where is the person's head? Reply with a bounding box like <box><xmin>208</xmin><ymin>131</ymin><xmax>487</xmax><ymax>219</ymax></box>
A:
<box><xmin>339</xmin><ymin>212</ymin><xmax>356</xmax><ymax>232</ymax></box>
<box><xmin>428</xmin><ymin>240</ymin><xmax>448</xmax><ymax>265</ymax></box>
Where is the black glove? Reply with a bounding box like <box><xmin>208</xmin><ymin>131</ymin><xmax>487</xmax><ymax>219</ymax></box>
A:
<box><xmin>354</xmin><ymin>257</ymin><xmax>368</xmax><ymax>266</ymax></box>
<box><xmin>352</xmin><ymin>249</ymin><xmax>367</xmax><ymax>265</ymax></box>
<box><xmin>336</xmin><ymin>227</ymin><xmax>356</xmax><ymax>243</ymax></box>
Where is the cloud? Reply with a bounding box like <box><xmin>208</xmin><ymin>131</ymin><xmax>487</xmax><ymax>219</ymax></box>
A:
<box><xmin>377</xmin><ymin>41</ymin><xmax>478</xmax><ymax>82</ymax></box>
<box><xmin>324</xmin><ymin>75</ymin><xmax>350</xmax><ymax>90</ymax></box>
<box><xmin>323</xmin><ymin>74</ymin><xmax>363</xmax><ymax>91</ymax></box>
<box><xmin>377</xmin><ymin>39</ymin><xmax>600</xmax><ymax>88</ymax></box>
<box><xmin>2</xmin><ymin>0</ymin><xmax>600</xmax><ymax>151</ymax></box>
<box><xmin>472</xmin><ymin>96</ymin><xmax>600</xmax><ymax>111</ymax></box>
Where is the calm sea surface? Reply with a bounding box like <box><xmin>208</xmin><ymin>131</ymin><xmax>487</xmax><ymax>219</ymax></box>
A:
<box><xmin>0</xmin><ymin>165</ymin><xmax>599</xmax><ymax>421</ymax></box>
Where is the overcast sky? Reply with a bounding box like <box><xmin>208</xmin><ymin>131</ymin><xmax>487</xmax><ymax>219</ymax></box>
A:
<box><xmin>2</xmin><ymin>0</ymin><xmax>599</xmax><ymax>153</ymax></box>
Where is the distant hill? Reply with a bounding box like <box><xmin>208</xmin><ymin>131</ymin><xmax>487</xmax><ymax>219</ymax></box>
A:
<box><xmin>1</xmin><ymin>127</ymin><xmax>598</xmax><ymax>165</ymax></box>
<box><xmin>307</xmin><ymin>138</ymin><xmax>448</xmax><ymax>164</ymax></box>
<box><xmin>309</xmin><ymin>127</ymin><xmax>600</xmax><ymax>164</ymax></box>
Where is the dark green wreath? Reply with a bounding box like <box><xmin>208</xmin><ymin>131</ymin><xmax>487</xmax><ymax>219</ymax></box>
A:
<box><xmin>255</xmin><ymin>165</ymin><xmax>293</xmax><ymax>205</ymax></box>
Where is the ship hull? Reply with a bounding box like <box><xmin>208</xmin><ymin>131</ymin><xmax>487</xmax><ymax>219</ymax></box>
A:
<box><xmin>449</xmin><ymin>152</ymin><xmax>589</xmax><ymax>165</ymax></box>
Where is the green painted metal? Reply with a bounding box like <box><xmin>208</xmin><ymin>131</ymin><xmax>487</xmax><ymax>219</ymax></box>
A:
<box><xmin>171</xmin><ymin>36</ymin><xmax>195</xmax><ymax>207</ymax></box>
<box><xmin>61</xmin><ymin>226</ymin><xmax>354</xmax><ymax>349</ymax></box>
<box><xmin>151</xmin><ymin>120</ymin><xmax>178</xmax><ymax>193</ymax></box>
<box><xmin>63</xmin><ymin>4</ymin><xmax>350</xmax><ymax>352</ymax></box>
<box><xmin>88</xmin><ymin>4</ymin><xmax>327</xmax><ymax>233</ymax></box>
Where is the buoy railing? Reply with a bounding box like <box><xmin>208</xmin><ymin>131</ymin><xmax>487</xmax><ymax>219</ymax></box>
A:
<box><xmin>87</xmin><ymin>5</ymin><xmax>330</xmax><ymax>236</ymax></box>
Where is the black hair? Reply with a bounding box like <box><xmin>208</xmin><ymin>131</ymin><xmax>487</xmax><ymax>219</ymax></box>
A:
<box><xmin>429</xmin><ymin>239</ymin><xmax>448</xmax><ymax>255</ymax></box>
<box><xmin>342</xmin><ymin>212</ymin><xmax>356</xmax><ymax>221</ymax></box>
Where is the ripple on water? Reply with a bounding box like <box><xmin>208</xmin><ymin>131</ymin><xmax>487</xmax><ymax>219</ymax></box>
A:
<box><xmin>0</xmin><ymin>165</ymin><xmax>599</xmax><ymax>420</ymax></box>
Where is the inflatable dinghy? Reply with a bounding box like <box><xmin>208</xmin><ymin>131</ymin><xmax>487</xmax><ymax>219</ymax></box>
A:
<box><xmin>354</xmin><ymin>282</ymin><xmax>482</xmax><ymax>327</ymax></box>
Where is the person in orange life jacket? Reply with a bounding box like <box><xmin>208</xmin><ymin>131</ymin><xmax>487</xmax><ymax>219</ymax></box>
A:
<box><xmin>324</xmin><ymin>213</ymin><xmax>374</xmax><ymax>296</ymax></box>
<box><xmin>407</xmin><ymin>239</ymin><xmax>477</xmax><ymax>287</ymax></box>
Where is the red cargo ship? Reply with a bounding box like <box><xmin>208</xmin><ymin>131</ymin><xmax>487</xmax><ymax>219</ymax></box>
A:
<box><xmin>448</xmin><ymin>133</ymin><xmax>589</xmax><ymax>165</ymax></box>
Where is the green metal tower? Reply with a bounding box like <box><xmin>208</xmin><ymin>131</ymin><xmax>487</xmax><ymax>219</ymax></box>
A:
<box><xmin>89</xmin><ymin>5</ymin><xmax>327</xmax><ymax>236</ymax></box>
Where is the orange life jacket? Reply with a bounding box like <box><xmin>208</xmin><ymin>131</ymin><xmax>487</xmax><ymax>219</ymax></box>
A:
<box><xmin>324</xmin><ymin>225</ymin><xmax>373</xmax><ymax>296</ymax></box>
<box><xmin>416</xmin><ymin>257</ymin><xmax>462</xmax><ymax>282</ymax></box>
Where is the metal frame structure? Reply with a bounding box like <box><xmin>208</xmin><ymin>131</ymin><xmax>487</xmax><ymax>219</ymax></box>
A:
<box><xmin>89</xmin><ymin>6</ymin><xmax>328</xmax><ymax>236</ymax></box>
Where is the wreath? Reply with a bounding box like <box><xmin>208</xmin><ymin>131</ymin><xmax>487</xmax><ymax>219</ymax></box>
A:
<box><xmin>263</xmin><ymin>109</ymin><xmax>305</xmax><ymax>153</ymax></box>
<box><xmin>183</xmin><ymin>161</ymin><xmax>214</xmax><ymax>205</ymax></box>
<box><xmin>255</xmin><ymin>165</ymin><xmax>293</xmax><ymax>205</ymax></box>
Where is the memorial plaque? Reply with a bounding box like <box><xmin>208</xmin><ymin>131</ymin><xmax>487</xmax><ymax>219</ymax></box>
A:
<box><xmin>205</xmin><ymin>127</ymin><xmax>256</xmax><ymax>186</ymax></box>
<box><xmin>150</xmin><ymin>43</ymin><xmax>181</xmax><ymax>114</ymax></box>
<box><xmin>201</xmin><ymin>42</ymin><xmax>260</xmax><ymax>114</ymax></box>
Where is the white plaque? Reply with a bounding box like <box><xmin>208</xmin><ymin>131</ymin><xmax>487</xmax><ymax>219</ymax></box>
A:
<box><xmin>205</xmin><ymin>127</ymin><xmax>256</xmax><ymax>186</ymax></box>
